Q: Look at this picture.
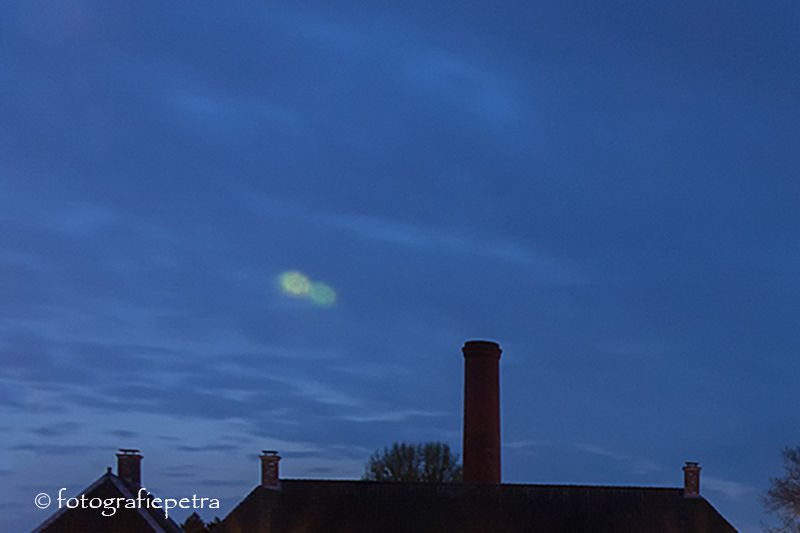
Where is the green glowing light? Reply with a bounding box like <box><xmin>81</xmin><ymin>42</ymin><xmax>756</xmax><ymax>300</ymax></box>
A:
<box><xmin>279</xmin><ymin>271</ymin><xmax>311</xmax><ymax>297</ymax></box>
<box><xmin>309</xmin><ymin>282</ymin><xmax>336</xmax><ymax>306</ymax></box>
<box><xmin>277</xmin><ymin>270</ymin><xmax>337</xmax><ymax>307</ymax></box>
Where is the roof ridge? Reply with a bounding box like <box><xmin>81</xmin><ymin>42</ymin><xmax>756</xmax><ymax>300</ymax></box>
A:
<box><xmin>275</xmin><ymin>478</ymin><xmax>685</xmax><ymax>491</ymax></box>
<box><xmin>31</xmin><ymin>469</ymin><xmax>182</xmax><ymax>533</ymax></box>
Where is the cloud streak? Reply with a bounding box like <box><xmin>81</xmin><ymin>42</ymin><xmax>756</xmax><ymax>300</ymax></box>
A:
<box><xmin>244</xmin><ymin>194</ymin><xmax>581</xmax><ymax>285</ymax></box>
<box><xmin>340</xmin><ymin>409</ymin><xmax>446</xmax><ymax>423</ymax></box>
<box><xmin>703</xmin><ymin>476</ymin><xmax>758</xmax><ymax>501</ymax></box>
<box><xmin>504</xmin><ymin>439</ymin><xmax>662</xmax><ymax>476</ymax></box>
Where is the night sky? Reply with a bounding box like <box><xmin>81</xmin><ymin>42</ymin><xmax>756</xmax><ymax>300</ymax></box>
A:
<box><xmin>3</xmin><ymin>2</ymin><xmax>799</xmax><ymax>531</ymax></box>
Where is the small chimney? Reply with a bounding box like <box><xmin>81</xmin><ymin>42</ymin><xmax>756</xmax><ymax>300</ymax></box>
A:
<box><xmin>260</xmin><ymin>450</ymin><xmax>281</xmax><ymax>489</ymax></box>
<box><xmin>462</xmin><ymin>340</ymin><xmax>502</xmax><ymax>484</ymax></box>
<box><xmin>116</xmin><ymin>449</ymin><xmax>142</xmax><ymax>488</ymax></box>
<box><xmin>683</xmin><ymin>461</ymin><xmax>701</xmax><ymax>497</ymax></box>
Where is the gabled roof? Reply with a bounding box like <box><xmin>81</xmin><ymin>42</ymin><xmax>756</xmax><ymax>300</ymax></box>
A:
<box><xmin>215</xmin><ymin>479</ymin><xmax>737</xmax><ymax>533</ymax></box>
<box><xmin>31</xmin><ymin>470</ymin><xmax>182</xmax><ymax>533</ymax></box>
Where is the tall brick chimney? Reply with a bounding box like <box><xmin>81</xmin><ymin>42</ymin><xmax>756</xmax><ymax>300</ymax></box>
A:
<box><xmin>683</xmin><ymin>461</ymin><xmax>701</xmax><ymax>497</ymax></box>
<box><xmin>462</xmin><ymin>340</ymin><xmax>502</xmax><ymax>483</ymax></box>
<box><xmin>116</xmin><ymin>449</ymin><xmax>142</xmax><ymax>488</ymax></box>
<box><xmin>260</xmin><ymin>450</ymin><xmax>281</xmax><ymax>489</ymax></box>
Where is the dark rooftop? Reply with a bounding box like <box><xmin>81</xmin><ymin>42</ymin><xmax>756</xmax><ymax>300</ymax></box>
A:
<box><xmin>32</xmin><ymin>471</ymin><xmax>182</xmax><ymax>533</ymax></box>
<box><xmin>214</xmin><ymin>479</ymin><xmax>738</xmax><ymax>533</ymax></box>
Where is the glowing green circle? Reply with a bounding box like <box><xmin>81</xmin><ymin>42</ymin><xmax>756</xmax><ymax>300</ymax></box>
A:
<box><xmin>309</xmin><ymin>282</ymin><xmax>336</xmax><ymax>306</ymax></box>
<box><xmin>279</xmin><ymin>271</ymin><xmax>311</xmax><ymax>296</ymax></box>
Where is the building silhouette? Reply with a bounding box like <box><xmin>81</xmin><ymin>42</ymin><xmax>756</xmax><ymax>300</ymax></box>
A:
<box><xmin>32</xmin><ymin>340</ymin><xmax>738</xmax><ymax>532</ymax></box>
<box><xmin>32</xmin><ymin>450</ymin><xmax>182</xmax><ymax>533</ymax></box>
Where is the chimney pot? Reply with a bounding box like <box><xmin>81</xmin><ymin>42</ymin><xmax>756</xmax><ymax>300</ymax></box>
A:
<box><xmin>462</xmin><ymin>340</ymin><xmax>502</xmax><ymax>484</ymax></box>
<box><xmin>260</xmin><ymin>450</ymin><xmax>281</xmax><ymax>489</ymax></box>
<box><xmin>682</xmin><ymin>461</ymin><xmax>701</xmax><ymax>497</ymax></box>
<box><xmin>116</xmin><ymin>449</ymin><xmax>142</xmax><ymax>488</ymax></box>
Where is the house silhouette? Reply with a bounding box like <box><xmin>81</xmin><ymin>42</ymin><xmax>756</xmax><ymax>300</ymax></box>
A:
<box><xmin>32</xmin><ymin>340</ymin><xmax>738</xmax><ymax>532</ymax></box>
<box><xmin>32</xmin><ymin>450</ymin><xmax>182</xmax><ymax>533</ymax></box>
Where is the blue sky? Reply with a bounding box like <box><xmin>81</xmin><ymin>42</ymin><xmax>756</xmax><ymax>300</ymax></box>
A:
<box><xmin>2</xmin><ymin>1</ymin><xmax>799</xmax><ymax>531</ymax></box>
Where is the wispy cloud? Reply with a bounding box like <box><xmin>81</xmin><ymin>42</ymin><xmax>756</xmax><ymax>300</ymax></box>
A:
<box><xmin>27</xmin><ymin>422</ymin><xmax>81</xmax><ymax>438</ymax></box>
<box><xmin>243</xmin><ymin>194</ymin><xmax>581</xmax><ymax>285</ymax></box>
<box><xmin>504</xmin><ymin>439</ymin><xmax>554</xmax><ymax>450</ymax></box>
<box><xmin>110</xmin><ymin>429</ymin><xmax>138</xmax><ymax>439</ymax></box>
<box><xmin>196</xmin><ymin>478</ymin><xmax>248</xmax><ymax>488</ymax></box>
<box><xmin>703</xmin><ymin>475</ymin><xmax>759</xmax><ymax>501</ymax></box>
<box><xmin>168</xmin><ymin>87</ymin><xmax>297</xmax><ymax>127</ymax></box>
<box><xmin>11</xmin><ymin>444</ymin><xmax>99</xmax><ymax>455</ymax></box>
<box><xmin>175</xmin><ymin>444</ymin><xmax>241</xmax><ymax>453</ymax></box>
<box><xmin>406</xmin><ymin>47</ymin><xmax>519</xmax><ymax>123</ymax></box>
<box><xmin>47</xmin><ymin>202</ymin><xmax>118</xmax><ymax>238</ymax></box>
<box><xmin>285</xmin><ymin>455</ymin><xmax>366</xmax><ymax>479</ymax></box>
<box><xmin>319</xmin><ymin>211</ymin><xmax>570</xmax><ymax>275</ymax></box>
<box><xmin>504</xmin><ymin>439</ymin><xmax>662</xmax><ymax>475</ymax></box>
<box><xmin>572</xmin><ymin>442</ymin><xmax>662</xmax><ymax>475</ymax></box>
<box><xmin>267</xmin><ymin>374</ymin><xmax>364</xmax><ymax>408</ymax></box>
<box><xmin>280</xmin><ymin>7</ymin><xmax>521</xmax><ymax>126</ymax></box>
<box><xmin>340</xmin><ymin>409</ymin><xmax>445</xmax><ymax>423</ymax></box>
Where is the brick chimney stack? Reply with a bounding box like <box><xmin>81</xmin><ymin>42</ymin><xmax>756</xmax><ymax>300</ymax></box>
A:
<box><xmin>462</xmin><ymin>340</ymin><xmax>502</xmax><ymax>484</ymax></box>
<box><xmin>260</xmin><ymin>450</ymin><xmax>281</xmax><ymax>489</ymax></box>
<box><xmin>116</xmin><ymin>449</ymin><xmax>142</xmax><ymax>488</ymax></box>
<box><xmin>683</xmin><ymin>462</ymin><xmax>701</xmax><ymax>497</ymax></box>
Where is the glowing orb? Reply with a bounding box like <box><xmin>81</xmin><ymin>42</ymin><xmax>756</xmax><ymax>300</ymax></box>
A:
<box><xmin>309</xmin><ymin>282</ymin><xmax>336</xmax><ymax>306</ymax></box>
<box><xmin>279</xmin><ymin>271</ymin><xmax>311</xmax><ymax>297</ymax></box>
